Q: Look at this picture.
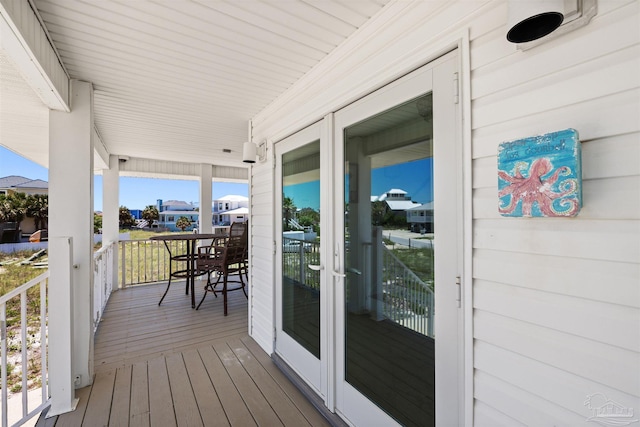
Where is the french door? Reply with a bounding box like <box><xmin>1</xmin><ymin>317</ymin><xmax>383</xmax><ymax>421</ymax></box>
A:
<box><xmin>275</xmin><ymin>122</ymin><xmax>327</xmax><ymax>396</ymax></box>
<box><xmin>276</xmin><ymin>51</ymin><xmax>462</xmax><ymax>426</ymax></box>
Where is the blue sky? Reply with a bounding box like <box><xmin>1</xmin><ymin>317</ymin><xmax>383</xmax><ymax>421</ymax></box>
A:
<box><xmin>285</xmin><ymin>158</ymin><xmax>433</xmax><ymax>211</ymax></box>
<box><xmin>0</xmin><ymin>146</ymin><xmax>248</xmax><ymax>211</ymax></box>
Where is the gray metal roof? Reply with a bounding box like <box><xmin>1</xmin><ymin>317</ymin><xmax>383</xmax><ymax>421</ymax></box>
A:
<box><xmin>0</xmin><ymin>175</ymin><xmax>48</xmax><ymax>189</ymax></box>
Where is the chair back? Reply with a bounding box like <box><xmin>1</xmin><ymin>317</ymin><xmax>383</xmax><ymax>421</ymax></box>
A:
<box><xmin>229</xmin><ymin>222</ymin><xmax>247</xmax><ymax>238</ymax></box>
<box><xmin>223</xmin><ymin>233</ymin><xmax>246</xmax><ymax>267</ymax></box>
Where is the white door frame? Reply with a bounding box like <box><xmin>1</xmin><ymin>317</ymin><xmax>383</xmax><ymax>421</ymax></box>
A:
<box><xmin>331</xmin><ymin>50</ymin><xmax>464</xmax><ymax>426</ymax></box>
<box><xmin>274</xmin><ymin>121</ymin><xmax>326</xmax><ymax>399</ymax></box>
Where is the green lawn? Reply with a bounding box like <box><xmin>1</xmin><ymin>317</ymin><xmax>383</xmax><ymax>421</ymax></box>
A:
<box><xmin>388</xmin><ymin>247</ymin><xmax>434</xmax><ymax>285</ymax></box>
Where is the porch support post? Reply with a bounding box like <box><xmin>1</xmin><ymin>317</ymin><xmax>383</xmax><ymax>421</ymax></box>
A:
<box><xmin>47</xmin><ymin>237</ymin><xmax>77</xmax><ymax>416</ymax></box>
<box><xmin>103</xmin><ymin>155</ymin><xmax>120</xmax><ymax>291</ymax></box>
<box><xmin>199</xmin><ymin>164</ymin><xmax>213</xmax><ymax>233</ymax></box>
<box><xmin>346</xmin><ymin>137</ymin><xmax>372</xmax><ymax>313</ymax></box>
<box><xmin>48</xmin><ymin>80</ymin><xmax>95</xmax><ymax>407</ymax></box>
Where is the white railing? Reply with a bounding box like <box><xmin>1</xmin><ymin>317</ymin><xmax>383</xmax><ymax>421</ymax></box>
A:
<box><xmin>0</xmin><ymin>271</ymin><xmax>49</xmax><ymax>427</ymax></box>
<box><xmin>282</xmin><ymin>237</ymin><xmax>320</xmax><ymax>291</ymax></box>
<box><xmin>381</xmin><ymin>246</ymin><xmax>434</xmax><ymax>337</ymax></box>
<box><xmin>93</xmin><ymin>242</ymin><xmax>115</xmax><ymax>331</ymax></box>
<box><xmin>119</xmin><ymin>227</ymin><xmax>230</xmax><ymax>287</ymax></box>
<box><xmin>119</xmin><ymin>239</ymin><xmax>184</xmax><ymax>287</ymax></box>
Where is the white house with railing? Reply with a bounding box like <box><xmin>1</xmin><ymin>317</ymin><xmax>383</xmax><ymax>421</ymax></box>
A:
<box><xmin>0</xmin><ymin>1</ymin><xmax>638</xmax><ymax>426</ymax></box>
<box><xmin>213</xmin><ymin>195</ymin><xmax>249</xmax><ymax>225</ymax></box>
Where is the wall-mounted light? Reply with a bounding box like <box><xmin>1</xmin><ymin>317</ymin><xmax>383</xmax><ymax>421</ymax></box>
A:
<box><xmin>507</xmin><ymin>0</ymin><xmax>564</xmax><ymax>43</ymax></box>
<box><xmin>242</xmin><ymin>139</ymin><xmax>267</xmax><ymax>164</ymax></box>
<box><xmin>507</xmin><ymin>0</ymin><xmax>597</xmax><ymax>48</ymax></box>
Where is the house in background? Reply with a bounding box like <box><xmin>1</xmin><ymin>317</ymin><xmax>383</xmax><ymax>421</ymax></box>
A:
<box><xmin>372</xmin><ymin>188</ymin><xmax>421</xmax><ymax>225</ymax></box>
<box><xmin>213</xmin><ymin>194</ymin><xmax>249</xmax><ymax>225</ymax></box>
<box><xmin>0</xmin><ymin>175</ymin><xmax>48</xmax><ymax>196</ymax></box>
<box><xmin>129</xmin><ymin>209</ymin><xmax>142</xmax><ymax>220</ymax></box>
<box><xmin>406</xmin><ymin>202</ymin><xmax>434</xmax><ymax>233</ymax></box>
<box><xmin>156</xmin><ymin>199</ymin><xmax>198</xmax><ymax>231</ymax></box>
<box><xmin>0</xmin><ymin>175</ymin><xmax>48</xmax><ymax>234</ymax></box>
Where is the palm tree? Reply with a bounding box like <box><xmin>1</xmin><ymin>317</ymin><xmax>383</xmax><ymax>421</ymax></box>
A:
<box><xmin>142</xmin><ymin>205</ymin><xmax>159</xmax><ymax>227</ymax></box>
<box><xmin>119</xmin><ymin>206</ymin><xmax>135</xmax><ymax>227</ymax></box>
<box><xmin>282</xmin><ymin>196</ymin><xmax>296</xmax><ymax>230</ymax></box>
<box><xmin>26</xmin><ymin>193</ymin><xmax>48</xmax><ymax>230</ymax></box>
<box><xmin>176</xmin><ymin>216</ymin><xmax>191</xmax><ymax>231</ymax></box>
<box><xmin>0</xmin><ymin>192</ymin><xmax>27</xmax><ymax>224</ymax></box>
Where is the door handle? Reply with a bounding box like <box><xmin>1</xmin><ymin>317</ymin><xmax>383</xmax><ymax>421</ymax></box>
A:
<box><xmin>331</xmin><ymin>270</ymin><xmax>346</xmax><ymax>278</ymax></box>
<box><xmin>308</xmin><ymin>264</ymin><xmax>323</xmax><ymax>271</ymax></box>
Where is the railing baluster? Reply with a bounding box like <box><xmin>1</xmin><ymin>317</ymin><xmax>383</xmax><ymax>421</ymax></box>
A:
<box><xmin>2</xmin><ymin>304</ymin><xmax>7</xmax><ymax>427</ymax></box>
<box><xmin>40</xmin><ymin>277</ymin><xmax>48</xmax><ymax>406</ymax></box>
<box><xmin>21</xmin><ymin>291</ymin><xmax>28</xmax><ymax>417</ymax></box>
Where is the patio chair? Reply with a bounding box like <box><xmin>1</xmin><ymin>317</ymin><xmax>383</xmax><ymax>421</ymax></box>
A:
<box><xmin>196</xmin><ymin>222</ymin><xmax>248</xmax><ymax>314</ymax></box>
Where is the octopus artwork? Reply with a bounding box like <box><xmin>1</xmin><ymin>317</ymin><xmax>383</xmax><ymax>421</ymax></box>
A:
<box><xmin>497</xmin><ymin>129</ymin><xmax>582</xmax><ymax>218</ymax></box>
<box><xmin>498</xmin><ymin>158</ymin><xmax>579</xmax><ymax>217</ymax></box>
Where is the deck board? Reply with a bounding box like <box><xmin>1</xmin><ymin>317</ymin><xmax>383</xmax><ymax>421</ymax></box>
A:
<box><xmin>50</xmin><ymin>281</ymin><xmax>326</xmax><ymax>427</ymax></box>
<box><xmin>166</xmin><ymin>353</ymin><xmax>203</xmax><ymax>427</ymax></box>
<box><xmin>129</xmin><ymin>362</ymin><xmax>150</xmax><ymax>427</ymax></box>
<box><xmin>83</xmin><ymin>370</ymin><xmax>116</xmax><ymax>425</ymax></box>
<box><xmin>198</xmin><ymin>345</ymin><xmax>256</xmax><ymax>427</ymax></box>
<box><xmin>148</xmin><ymin>357</ymin><xmax>176</xmax><ymax>427</ymax></box>
<box><xmin>109</xmin><ymin>365</ymin><xmax>132</xmax><ymax>427</ymax></box>
<box><xmin>181</xmin><ymin>349</ymin><xmax>229</xmax><ymax>427</ymax></box>
<box><xmin>227</xmin><ymin>338</ymin><xmax>311</xmax><ymax>427</ymax></box>
<box><xmin>212</xmin><ymin>341</ymin><xmax>284</xmax><ymax>426</ymax></box>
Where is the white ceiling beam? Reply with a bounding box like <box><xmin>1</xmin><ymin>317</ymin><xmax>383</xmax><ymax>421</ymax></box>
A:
<box><xmin>116</xmin><ymin>157</ymin><xmax>248</xmax><ymax>182</ymax></box>
<box><xmin>0</xmin><ymin>0</ymin><xmax>69</xmax><ymax>111</ymax></box>
<box><xmin>93</xmin><ymin>126</ymin><xmax>109</xmax><ymax>170</ymax></box>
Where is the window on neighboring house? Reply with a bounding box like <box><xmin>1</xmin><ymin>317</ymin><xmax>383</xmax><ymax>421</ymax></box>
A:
<box><xmin>167</xmin><ymin>216</ymin><xmax>175</xmax><ymax>222</ymax></box>
<box><xmin>218</xmin><ymin>203</ymin><xmax>223</xmax><ymax>210</ymax></box>
<box><xmin>225</xmin><ymin>203</ymin><xmax>229</xmax><ymax>210</ymax></box>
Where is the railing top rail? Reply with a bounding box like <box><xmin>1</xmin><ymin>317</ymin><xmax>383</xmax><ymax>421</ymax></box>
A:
<box><xmin>94</xmin><ymin>240</ymin><xmax>116</xmax><ymax>258</ymax></box>
<box><xmin>282</xmin><ymin>236</ymin><xmax>318</xmax><ymax>243</ymax></box>
<box><xmin>0</xmin><ymin>270</ymin><xmax>49</xmax><ymax>304</ymax></box>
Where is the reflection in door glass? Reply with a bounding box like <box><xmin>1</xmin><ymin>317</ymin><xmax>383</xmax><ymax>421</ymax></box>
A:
<box><xmin>344</xmin><ymin>94</ymin><xmax>435</xmax><ymax>426</ymax></box>
<box><xmin>282</xmin><ymin>140</ymin><xmax>321</xmax><ymax>359</ymax></box>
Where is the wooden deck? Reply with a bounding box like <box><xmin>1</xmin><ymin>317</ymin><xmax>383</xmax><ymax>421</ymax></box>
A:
<box><xmin>42</xmin><ymin>281</ymin><xmax>330</xmax><ymax>427</ymax></box>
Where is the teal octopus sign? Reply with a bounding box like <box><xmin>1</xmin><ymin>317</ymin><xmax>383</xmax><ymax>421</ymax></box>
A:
<box><xmin>498</xmin><ymin>128</ymin><xmax>582</xmax><ymax>217</ymax></box>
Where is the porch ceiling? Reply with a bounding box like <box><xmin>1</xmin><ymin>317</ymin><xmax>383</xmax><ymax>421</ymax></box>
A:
<box><xmin>8</xmin><ymin>0</ymin><xmax>390</xmax><ymax>169</ymax></box>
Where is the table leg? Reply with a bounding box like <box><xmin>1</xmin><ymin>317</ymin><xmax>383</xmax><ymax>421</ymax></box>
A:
<box><xmin>189</xmin><ymin>240</ymin><xmax>195</xmax><ymax>308</ymax></box>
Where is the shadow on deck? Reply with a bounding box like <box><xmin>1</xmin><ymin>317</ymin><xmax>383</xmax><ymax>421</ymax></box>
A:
<box><xmin>41</xmin><ymin>281</ymin><xmax>329</xmax><ymax>427</ymax></box>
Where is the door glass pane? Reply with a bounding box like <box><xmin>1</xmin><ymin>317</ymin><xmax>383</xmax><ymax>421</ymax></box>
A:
<box><xmin>344</xmin><ymin>95</ymin><xmax>435</xmax><ymax>426</ymax></box>
<box><xmin>282</xmin><ymin>140</ymin><xmax>321</xmax><ymax>358</ymax></box>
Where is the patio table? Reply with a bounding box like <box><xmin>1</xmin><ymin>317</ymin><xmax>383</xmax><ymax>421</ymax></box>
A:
<box><xmin>151</xmin><ymin>233</ymin><xmax>227</xmax><ymax>308</ymax></box>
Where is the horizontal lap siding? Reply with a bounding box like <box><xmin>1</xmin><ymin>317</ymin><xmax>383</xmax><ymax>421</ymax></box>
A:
<box><xmin>247</xmin><ymin>0</ymin><xmax>639</xmax><ymax>424</ymax></box>
<box><xmin>470</xmin><ymin>0</ymin><xmax>640</xmax><ymax>424</ymax></box>
<box><xmin>249</xmin><ymin>159</ymin><xmax>275</xmax><ymax>353</ymax></box>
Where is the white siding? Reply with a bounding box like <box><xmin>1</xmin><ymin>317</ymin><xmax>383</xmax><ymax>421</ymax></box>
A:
<box><xmin>469</xmin><ymin>1</ymin><xmax>640</xmax><ymax>424</ymax></box>
<box><xmin>248</xmin><ymin>158</ymin><xmax>275</xmax><ymax>352</ymax></box>
<box><xmin>249</xmin><ymin>0</ymin><xmax>640</xmax><ymax>424</ymax></box>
